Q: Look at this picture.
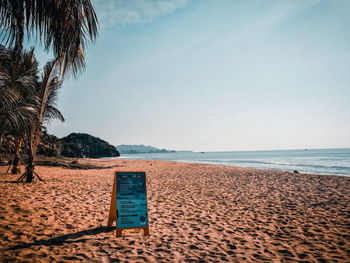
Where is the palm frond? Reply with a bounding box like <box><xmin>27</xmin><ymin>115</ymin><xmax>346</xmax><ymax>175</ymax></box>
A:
<box><xmin>0</xmin><ymin>105</ymin><xmax>36</xmax><ymax>132</ymax></box>
<box><xmin>30</xmin><ymin>58</ymin><xmax>64</xmax><ymax>154</ymax></box>
<box><xmin>43</xmin><ymin>105</ymin><xmax>65</xmax><ymax>123</ymax></box>
<box><xmin>38</xmin><ymin>59</ymin><xmax>60</xmax><ymax>121</ymax></box>
<box><xmin>0</xmin><ymin>45</ymin><xmax>38</xmax><ymax>134</ymax></box>
<box><xmin>1</xmin><ymin>0</ymin><xmax>99</xmax><ymax>77</ymax></box>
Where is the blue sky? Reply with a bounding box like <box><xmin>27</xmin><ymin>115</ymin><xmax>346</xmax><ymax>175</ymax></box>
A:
<box><xmin>35</xmin><ymin>0</ymin><xmax>350</xmax><ymax>151</ymax></box>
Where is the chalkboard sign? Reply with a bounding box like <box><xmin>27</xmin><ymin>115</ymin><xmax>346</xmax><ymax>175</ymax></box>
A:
<box><xmin>108</xmin><ymin>171</ymin><xmax>150</xmax><ymax>236</ymax></box>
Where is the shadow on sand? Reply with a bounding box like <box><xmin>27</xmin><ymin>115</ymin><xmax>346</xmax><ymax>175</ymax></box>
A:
<box><xmin>0</xmin><ymin>180</ymin><xmax>20</xmax><ymax>184</ymax></box>
<box><xmin>6</xmin><ymin>226</ymin><xmax>115</xmax><ymax>250</ymax></box>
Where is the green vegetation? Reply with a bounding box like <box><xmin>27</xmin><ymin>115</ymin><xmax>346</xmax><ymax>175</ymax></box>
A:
<box><xmin>0</xmin><ymin>0</ymin><xmax>98</xmax><ymax>182</ymax></box>
<box><xmin>37</xmin><ymin>132</ymin><xmax>120</xmax><ymax>158</ymax></box>
<box><xmin>0</xmin><ymin>46</ymin><xmax>65</xmax><ymax>182</ymax></box>
<box><xmin>60</xmin><ymin>133</ymin><xmax>120</xmax><ymax>158</ymax></box>
<box><xmin>0</xmin><ymin>0</ymin><xmax>98</xmax><ymax>76</ymax></box>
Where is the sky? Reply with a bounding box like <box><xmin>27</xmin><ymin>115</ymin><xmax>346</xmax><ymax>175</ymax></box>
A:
<box><xmin>33</xmin><ymin>0</ymin><xmax>350</xmax><ymax>152</ymax></box>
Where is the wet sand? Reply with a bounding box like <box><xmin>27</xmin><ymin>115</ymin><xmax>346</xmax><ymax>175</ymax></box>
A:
<box><xmin>0</xmin><ymin>159</ymin><xmax>349</xmax><ymax>262</ymax></box>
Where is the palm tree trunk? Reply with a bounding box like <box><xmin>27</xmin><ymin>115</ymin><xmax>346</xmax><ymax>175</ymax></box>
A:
<box><xmin>11</xmin><ymin>137</ymin><xmax>22</xmax><ymax>174</ymax></box>
<box><xmin>25</xmin><ymin>153</ymin><xmax>34</xmax><ymax>183</ymax></box>
<box><xmin>10</xmin><ymin>4</ymin><xmax>24</xmax><ymax>175</ymax></box>
<box><xmin>24</xmin><ymin>127</ymin><xmax>35</xmax><ymax>183</ymax></box>
<box><xmin>17</xmin><ymin>127</ymin><xmax>35</xmax><ymax>183</ymax></box>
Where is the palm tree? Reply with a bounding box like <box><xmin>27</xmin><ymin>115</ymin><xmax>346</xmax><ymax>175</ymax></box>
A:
<box><xmin>0</xmin><ymin>0</ymin><xmax>97</xmax><ymax>181</ymax></box>
<box><xmin>18</xmin><ymin>58</ymin><xmax>64</xmax><ymax>182</ymax></box>
<box><xmin>0</xmin><ymin>0</ymin><xmax>98</xmax><ymax>76</ymax></box>
<box><xmin>0</xmin><ymin>45</ymin><xmax>38</xmax><ymax>173</ymax></box>
<box><xmin>0</xmin><ymin>46</ymin><xmax>38</xmax><ymax>129</ymax></box>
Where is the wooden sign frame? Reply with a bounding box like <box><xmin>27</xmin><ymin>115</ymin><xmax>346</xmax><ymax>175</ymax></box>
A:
<box><xmin>108</xmin><ymin>171</ymin><xmax>150</xmax><ymax>237</ymax></box>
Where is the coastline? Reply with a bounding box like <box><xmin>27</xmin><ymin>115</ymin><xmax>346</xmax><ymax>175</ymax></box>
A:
<box><xmin>114</xmin><ymin>148</ymin><xmax>350</xmax><ymax>177</ymax></box>
<box><xmin>1</xmin><ymin>159</ymin><xmax>349</xmax><ymax>262</ymax></box>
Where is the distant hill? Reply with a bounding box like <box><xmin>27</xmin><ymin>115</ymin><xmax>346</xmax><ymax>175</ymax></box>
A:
<box><xmin>61</xmin><ymin>133</ymin><xmax>120</xmax><ymax>158</ymax></box>
<box><xmin>117</xmin><ymin>144</ymin><xmax>176</xmax><ymax>154</ymax></box>
<box><xmin>37</xmin><ymin>132</ymin><xmax>120</xmax><ymax>158</ymax></box>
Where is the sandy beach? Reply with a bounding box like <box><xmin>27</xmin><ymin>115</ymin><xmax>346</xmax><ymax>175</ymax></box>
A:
<box><xmin>0</xmin><ymin>159</ymin><xmax>349</xmax><ymax>262</ymax></box>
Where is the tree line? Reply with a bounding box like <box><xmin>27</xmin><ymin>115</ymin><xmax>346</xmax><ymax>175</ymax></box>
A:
<box><xmin>38</xmin><ymin>132</ymin><xmax>120</xmax><ymax>158</ymax></box>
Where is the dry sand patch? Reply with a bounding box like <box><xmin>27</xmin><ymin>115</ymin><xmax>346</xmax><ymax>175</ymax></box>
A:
<box><xmin>0</xmin><ymin>160</ymin><xmax>349</xmax><ymax>262</ymax></box>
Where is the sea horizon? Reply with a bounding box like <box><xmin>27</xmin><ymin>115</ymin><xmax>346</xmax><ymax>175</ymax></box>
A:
<box><xmin>187</xmin><ymin>147</ymin><xmax>350</xmax><ymax>153</ymax></box>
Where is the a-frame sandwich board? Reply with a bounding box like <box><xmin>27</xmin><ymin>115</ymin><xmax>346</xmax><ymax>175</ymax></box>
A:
<box><xmin>108</xmin><ymin>171</ymin><xmax>150</xmax><ymax>237</ymax></box>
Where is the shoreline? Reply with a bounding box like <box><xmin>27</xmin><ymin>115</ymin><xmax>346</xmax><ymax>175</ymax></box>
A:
<box><xmin>146</xmin><ymin>159</ymin><xmax>350</xmax><ymax>178</ymax></box>
<box><xmin>1</xmin><ymin>159</ymin><xmax>350</xmax><ymax>178</ymax></box>
<box><xmin>1</xmin><ymin>159</ymin><xmax>349</xmax><ymax>262</ymax></box>
<box><xmin>104</xmin><ymin>156</ymin><xmax>350</xmax><ymax>178</ymax></box>
<box><xmin>110</xmin><ymin>148</ymin><xmax>350</xmax><ymax>177</ymax></box>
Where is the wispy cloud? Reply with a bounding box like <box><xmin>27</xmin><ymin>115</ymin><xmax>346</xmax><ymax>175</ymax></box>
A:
<box><xmin>93</xmin><ymin>0</ymin><xmax>190</xmax><ymax>28</ymax></box>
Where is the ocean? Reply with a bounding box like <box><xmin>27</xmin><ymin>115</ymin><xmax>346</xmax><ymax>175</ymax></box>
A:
<box><xmin>117</xmin><ymin>148</ymin><xmax>350</xmax><ymax>176</ymax></box>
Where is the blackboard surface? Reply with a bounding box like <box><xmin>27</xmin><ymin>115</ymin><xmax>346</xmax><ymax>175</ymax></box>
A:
<box><xmin>116</xmin><ymin>171</ymin><xmax>148</xmax><ymax>229</ymax></box>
